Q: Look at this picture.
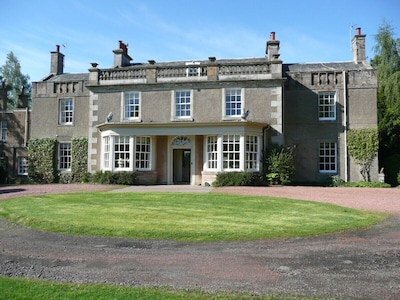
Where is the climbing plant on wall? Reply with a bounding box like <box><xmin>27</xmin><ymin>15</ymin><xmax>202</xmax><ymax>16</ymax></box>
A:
<box><xmin>28</xmin><ymin>137</ymin><xmax>57</xmax><ymax>183</ymax></box>
<box><xmin>71</xmin><ymin>137</ymin><xmax>88</xmax><ymax>183</ymax></box>
<box><xmin>347</xmin><ymin>128</ymin><xmax>379</xmax><ymax>182</ymax></box>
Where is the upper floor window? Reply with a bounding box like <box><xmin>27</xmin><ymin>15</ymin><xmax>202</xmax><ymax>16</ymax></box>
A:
<box><xmin>59</xmin><ymin>99</ymin><xmax>73</xmax><ymax>125</ymax></box>
<box><xmin>58</xmin><ymin>143</ymin><xmax>71</xmax><ymax>170</ymax></box>
<box><xmin>318</xmin><ymin>92</ymin><xmax>336</xmax><ymax>120</ymax></box>
<box><xmin>18</xmin><ymin>157</ymin><xmax>28</xmax><ymax>175</ymax></box>
<box><xmin>224</xmin><ymin>88</ymin><xmax>242</xmax><ymax>117</ymax></box>
<box><xmin>124</xmin><ymin>92</ymin><xmax>140</xmax><ymax>120</ymax></box>
<box><xmin>0</xmin><ymin>121</ymin><xmax>7</xmax><ymax>142</ymax></box>
<box><xmin>175</xmin><ymin>90</ymin><xmax>192</xmax><ymax>119</ymax></box>
<box><xmin>319</xmin><ymin>142</ymin><xmax>337</xmax><ymax>173</ymax></box>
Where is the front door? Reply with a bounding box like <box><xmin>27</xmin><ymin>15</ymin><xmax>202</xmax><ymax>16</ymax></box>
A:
<box><xmin>173</xmin><ymin>149</ymin><xmax>191</xmax><ymax>184</ymax></box>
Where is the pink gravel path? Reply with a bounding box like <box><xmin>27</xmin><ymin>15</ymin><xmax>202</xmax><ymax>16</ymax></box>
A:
<box><xmin>213</xmin><ymin>186</ymin><xmax>400</xmax><ymax>214</ymax></box>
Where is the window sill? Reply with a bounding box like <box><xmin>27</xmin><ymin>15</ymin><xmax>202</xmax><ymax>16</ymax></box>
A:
<box><xmin>171</xmin><ymin>118</ymin><xmax>194</xmax><ymax>122</ymax></box>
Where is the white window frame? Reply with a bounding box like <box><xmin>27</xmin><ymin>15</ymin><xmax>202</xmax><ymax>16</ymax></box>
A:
<box><xmin>103</xmin><ymin>136</ymin><xmax>111</xmax><ymax>170</ymax></box>
<box><xmin>222</xmin><ymin>134</ymin><xmax>241</xmax><ymax>171</ymax></box>
<box><xmin>223</xmin><ymin>88</ymin><xmax>243</xmax><ymax>118</ymax></box>
<box><xmin>58</xmin><ymin>142</ymin><xmax>71</xmax><ymax>171</ymax></box>
<box><xmin>0</xmin><ymin>121</ymin><xmax>7</xmax><ymax>142</ymax></box>
<box><xmin>206</xmin><ymin>135</ymin><xmax>219</xmax><ymax>170</ymax></box>
<box><xmin>204</xmin><ymin>134</ymin><xmax>260</xmax><ymax>172</ymax></box>
<box><xmin>319</xmin><ymin>141</ymin><xmax>337</xmax><ymax>173</ymax></box>
<box><xmin>318</xmin><ymin>92</ymin><xmax>336</xmax><ymax>121</ymax></box>
<box><xmin>245</xmin><ymin>135</ymin><xmax>259</xmax><ymax>171</ymax></box>
<box><xmin>123</xmin><ymin>91</ymin><xmax>141</xmax><ymax>120</ymax></box>
<box><xmin>114</xmin><ymin>136</ymin><xmax>132</xmax><ymax>170</ymax></box>
<box><xmin>173</xmin><ymin>90</ymin><xmax>192</xmax><ymax>120</ymax></box>
<box><xmin>135</xmin><ymin>136</ymin><xmax>152</xmax><ymax>170</ymax></box>
<box><xmin>17</xmin><ymin>157</ymin><xmax>28</xmax><ymax>175</ymax></box>
<box><xmin>59</xmin><ymin>98</ymin><xmax>74</xmax><ymax>125</ymax></box>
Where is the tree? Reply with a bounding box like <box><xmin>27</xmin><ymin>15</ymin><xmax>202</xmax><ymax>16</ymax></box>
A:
<box><xmin>370</xmin><ymin>20</ymin><xmax>400</xmax><ymax>158</ymax></box>
<box><xmin>0</xmin><ymin>51</ymin><xmax>31</xmax><ymax>109</ymax></box>
<box><xmin>347</xmin><ymin>128</ymin><xmax>379</xmax><ymax>182</ymax></box>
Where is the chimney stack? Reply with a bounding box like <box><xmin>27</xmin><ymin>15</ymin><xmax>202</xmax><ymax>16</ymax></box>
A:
<box><xmin>17</xmin><ymin>85</ymin><xmax>28</xmax><ymax>108</ymax></box>
<box><xmin>266</xmin><ymin>32</ymin><xmax>280</xmax><ymax>61</ymax></box>
<box><xmin>113</xmin><ymin>41</ymin><xmax>132</xmax><ymax>67</ymax></box>
<box><xmin>0</xmin><ymin>79</ymin><xmax>8</xmax><ymax>110</ymax></box>
<box><xmin>352</xmin><ymin>27</ymin><xmax>366</xmax><ymax>64</ymax></box>
<box><xmin>50</xmin><ymin>45</ymin><xmax>64</xmax><ymax>75</ymax></box>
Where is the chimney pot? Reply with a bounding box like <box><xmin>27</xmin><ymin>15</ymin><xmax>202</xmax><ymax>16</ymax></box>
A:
<box><xmin>270</xmin><ymin>32</ymin><xmax>276</xmax><ymax>41</ymax></box>
<box><xmin>56</xmin><ymin>45</ymin><xmax>60</xmax><ymax>53</ymax></box>
<box><xmin>356</xmin><ymin>27</ymin><xmax>361</xmax><ymax>35</ymax></box>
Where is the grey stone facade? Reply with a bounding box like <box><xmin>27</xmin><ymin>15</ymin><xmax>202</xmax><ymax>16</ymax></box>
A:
<box><xmin>31</xmin><ymin>28</ymin><xmax>378</xmax><ymax>185</ymax></box>
<box><xmin>0</xmin><ymin>82</ymin><xmax>31</xmax><ymax>181</ymax></box>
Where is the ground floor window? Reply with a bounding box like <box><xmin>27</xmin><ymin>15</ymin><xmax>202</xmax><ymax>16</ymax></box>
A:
<box><xmin>205</xmin><ymin>134</ymin><xmax>260</xmax><ymax>172</ymax></box>
<box><xmin>245</xmin><ymin>136</ymin><xmax>259</xmax><ymax>170</ymax></box>
<box><xmin>58</xmin><ymin>143</ymin><xmax>71</xmax><ymax>170</ymax></box>
<box><xmin>102</xmin><ymin>135</ymin><xmax>152</xmax><ymax>171</ymax></box>
<box><xmin>17</xmin><ymin>157</ymin><xmax>28</xmax><ymax>175</ymax></box>
<box><xmin>319</xmin><ymin>142</ymin><xmax>337</xmax><ymax>173</ymax></box>
<box><xmin>135</xmin><ymin>136</ymin><xmax>151</xmax><ymax>170</ymax></box>
<box><xmin>223</xmin><ymin>134</ymin><xmax>240</xmax><ymax>170</ymax></box>
<box><xmin>114</xmin><ymin>136</ymin><xmax>131</xmax><ymax>169</ymax></box>
<box><xmin>207</xmin><ymin>136</ymin><xmax>218</xmax><ymax>169</ymax></box>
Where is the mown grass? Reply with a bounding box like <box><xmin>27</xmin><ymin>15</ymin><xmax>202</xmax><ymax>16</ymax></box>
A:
<box><xmin>0</xmin><ymin>276</ymin><xmax>329</xmax><ymax>300</ymax></box>
<box><xmin>0</xmin><ymin>192</ymin><xmax>386</xmax><ymax>241</ymax></box>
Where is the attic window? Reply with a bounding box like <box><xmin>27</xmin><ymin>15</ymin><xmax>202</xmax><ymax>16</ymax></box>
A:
<box><xmin>185</xmin><ymin>61</ymin><xmax>200</xmax><ymax>77</ymax></box>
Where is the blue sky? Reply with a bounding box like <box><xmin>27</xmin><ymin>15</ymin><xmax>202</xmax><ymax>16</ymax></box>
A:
<box><xmin>1</xmin><ymin>0</ymin><xmax>399</xmax><ymax>82</ymax></box>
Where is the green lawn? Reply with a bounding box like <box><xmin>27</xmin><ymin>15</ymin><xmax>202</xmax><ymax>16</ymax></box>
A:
<box><xmin>0</xmin><ymin>276</ymin><xmax>327</xmax><ymax>300</ymax></box>
<box><xmin>0</xmin><ymin>192</ymin><xmax>386</xmax><ymax>241</ymax></box>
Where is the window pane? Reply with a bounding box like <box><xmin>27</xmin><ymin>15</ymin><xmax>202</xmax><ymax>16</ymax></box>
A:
<box><xmin>124</xmin><ymin>92</ymin><xmax>140</xmax><ymax>119</ymax></box>
<box><xmin>175</xmin><ymin>90</ymin><xmax>191</xmax><ymax>118</ymax></box>
<box><xmin>58</xmin><ymin>143</ymin><xmax>71</xmax><ymax>170</ymax></box>
<box><xmin>114</xmin><ymin>136</ymin><xmax>130</xmax><ymax>169</ymax></box>
<box><xmin>225</xmin><ymin>88</ymin><xmax>242</xmax><ymax>117</ymax></box>
<box><xmin>59</xmin><ymin>99</ymin><xmax>73</xmax><ymax>124</ymax></box>
<box><xmin>222</xmin><ymin>134</ymin><xmax>240</xmax><ymax>170</ymax></box>
<box><xmin>319</xmin><ymin>142</ymin><xmax>336</xmax><ymax>173</ymax></box>
<box><xmin>135</xmin><ymin>136</ymin><xmax>151</xmax><ymax>170</ymax></box>
<box><xmin>318</xmin><ymin>92</ymin><xmax>335</xmax><ymax>120</ymax></box>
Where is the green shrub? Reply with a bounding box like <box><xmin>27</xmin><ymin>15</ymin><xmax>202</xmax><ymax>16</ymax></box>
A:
<box><xmin>330</xmin><ymin>175</ymin><xmax>345</xmax><ymax>187</ymax></box>
<box><xmin>264</xmin><ymin>145</ymin><xmax>295</xmax><ymax>185</ymax></box>
<box><xmin>59</xmin><ymin>172</ymin><xmax>73</xmax><ymax>184</ymax></box>
<box><xmin>342</xmin><ymin>181</ymin><xmax>391</xmax><ymax>188</ymax></box>
<box><xmin>383</xmin><ymin>154</ymin><xmax>400</xmax><ymax>186</ymax></box>
<box><xmin>212</xmin><ymin>172</ymin><xmax>264</xmax><ymax>187</ymax></box>
<box><xmin>91</xmin><ymin>171</ymin><xmax>136</xmax><ymax>185</ymax></box>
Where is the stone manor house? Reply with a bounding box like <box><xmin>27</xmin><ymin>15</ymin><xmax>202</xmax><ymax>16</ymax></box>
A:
<box><xmin>28</xmin><ymin>28</ymin><xmax>378</xmax><ymax>185</ymax></box>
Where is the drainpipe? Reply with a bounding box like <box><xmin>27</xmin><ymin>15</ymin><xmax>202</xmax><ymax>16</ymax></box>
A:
<box><xmin>343</xmin><ymin>70</ymin><xmax>348</xmax><ymax>182</ymax></box>
<box><xmin>24</xmin><ymin>107</ymin><xmax>29</xmax><ymax>146</ymax></box>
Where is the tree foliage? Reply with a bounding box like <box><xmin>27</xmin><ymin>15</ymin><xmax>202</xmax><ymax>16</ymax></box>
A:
<box><xmin>347</xmin><ymin>128</ymin><xmax>379</xmax><ymax>182</ymax></box>
<box><xmin>0</xmin><ymin>51</ymin><xmax>31</xmax><ymax>109</ymax></box>
<box><xmin>370</xmin><ymin>20</ymin><xmax>400</xmax><ymax>158</ymax></box>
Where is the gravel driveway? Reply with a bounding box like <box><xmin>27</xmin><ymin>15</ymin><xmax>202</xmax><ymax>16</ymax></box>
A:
<box><xmin>1</xmin><ymin>184</ymin><xmax>400</xmax><ymax>299</ymax></box>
